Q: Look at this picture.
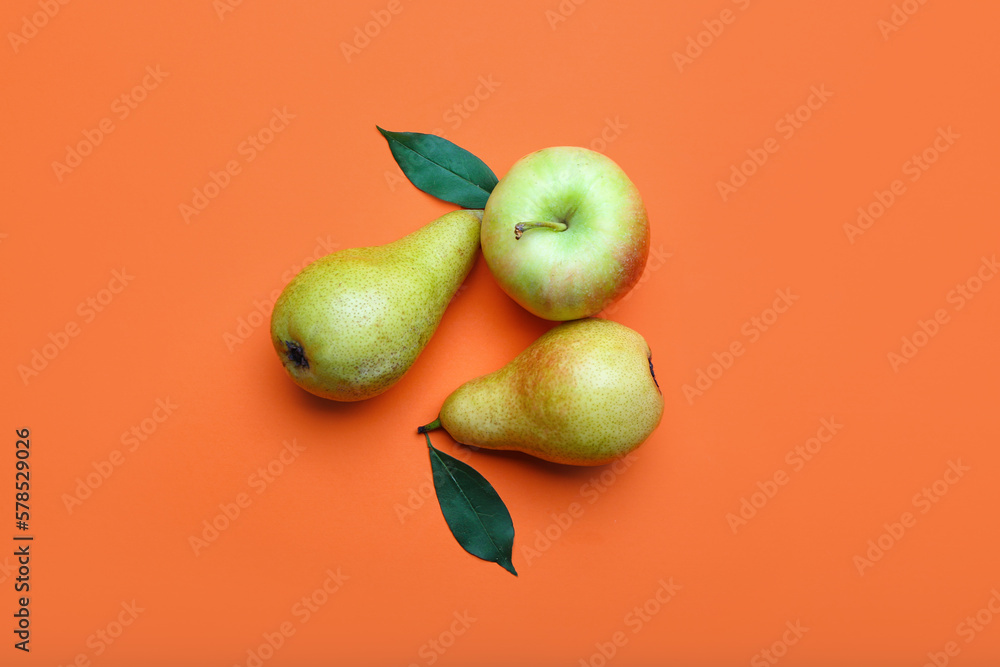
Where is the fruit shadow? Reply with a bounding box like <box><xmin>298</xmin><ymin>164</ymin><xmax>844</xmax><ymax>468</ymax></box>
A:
<box><xmin>453</xmin><ymin>442</ymin><xmax>615</xmax><ymax>484</ymax></box>
<box><xmin>265</xmin><ymin>355</ymin><xmax>387</xmax><ymax>422</ymax></box>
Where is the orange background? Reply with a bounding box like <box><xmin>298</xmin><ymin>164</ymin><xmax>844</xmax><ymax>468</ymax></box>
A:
<box><xmin>3</xmin><ymin>0</ymin><xmax>999</xmax><ymax>665</ymax></box>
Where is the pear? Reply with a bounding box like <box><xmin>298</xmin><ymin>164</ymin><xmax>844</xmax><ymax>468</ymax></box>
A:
<box><xmin>421</xmin><ymin>318</ymin><xmax>663</xmax><ymax>465</ymax></box>
<box><xmin>270</xmin><ymin>209</ymin><xmax>482</xmax><ymax>401</ymax></box>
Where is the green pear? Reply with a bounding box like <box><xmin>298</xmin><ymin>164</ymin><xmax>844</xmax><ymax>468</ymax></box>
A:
<box><xmin>270</xmin><ymin>209</ymin><xmax>482</xmax><ymax>401</ymax></box>
<box><xmin>421</xmin><ymin>318</ymin><xmax>663</xmax><ymax>465</ymax></box>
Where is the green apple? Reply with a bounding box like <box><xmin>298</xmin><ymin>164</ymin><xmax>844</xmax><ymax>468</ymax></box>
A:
<box><xmin>481</xmin><ymin>146</ymin><xmax>650</xmax><ymax>321</ymax></box>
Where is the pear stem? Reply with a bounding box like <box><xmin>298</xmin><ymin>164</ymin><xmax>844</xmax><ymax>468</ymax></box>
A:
<box><xmin>417</xmin><ymin>418</ymin><xmax>441</xmax><ymax>434</ymax></box>
<box><xmin>514</xmin><ymin>220</ymin><xmax>568</xmax><ymax>240</ymax></box>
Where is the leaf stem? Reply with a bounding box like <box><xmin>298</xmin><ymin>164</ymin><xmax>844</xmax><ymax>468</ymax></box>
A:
<box><xmin>514</xmin><ymin>220</ymin><xmax>568</xmax><ymax>240</ymax></box>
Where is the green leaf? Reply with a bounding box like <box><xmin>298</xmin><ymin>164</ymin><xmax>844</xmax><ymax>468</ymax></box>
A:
<box><xmin>424</xmin><ymin>432</ymin><xmax>517</xmax><ymax>576</ymax></box>
<box><xmin>377</xmin><ymin>127</ymin><xmax>498</xmax><ymax>209</ymax></box>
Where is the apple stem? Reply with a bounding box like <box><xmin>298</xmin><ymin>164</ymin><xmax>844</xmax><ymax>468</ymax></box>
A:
<box><xmin>417</xmin><ymin>418</ymin><xmax>442</xmax><ymax>434</ymax></box>
<box><xmin>513</xmin><ymin>220</ymin><xmax>568</xmax><ymax>240</ymax></box>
